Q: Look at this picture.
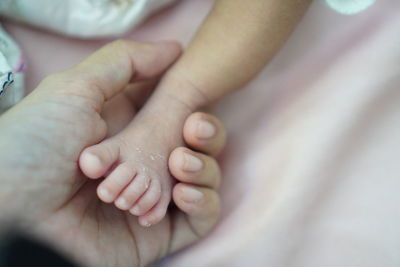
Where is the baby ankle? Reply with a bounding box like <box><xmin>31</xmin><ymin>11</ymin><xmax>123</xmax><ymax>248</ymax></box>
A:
<box><xmin>159</xmin><ymin>71</ymin><xmax>210</xmax><ymax>109</ymax></box>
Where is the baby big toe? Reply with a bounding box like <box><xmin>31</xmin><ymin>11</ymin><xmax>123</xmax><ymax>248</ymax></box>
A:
<box><xmin>97</xmin><ymin>163</ymin><xmax>136</xmax><ymax>203</ymax></box>
<box><xmin>79</xmin><ymin>141</ymin><xmax>120</xmax><ymax>179</ymax></box>
<box><xmin>129</xmin><ymin>179</ymin><xmax>162</xmax><ymax>216</ymax></box>
<box><xmin>115</xmin><ymin>175</ymin><xmax>151</xmax><ymax>210</ymax></box>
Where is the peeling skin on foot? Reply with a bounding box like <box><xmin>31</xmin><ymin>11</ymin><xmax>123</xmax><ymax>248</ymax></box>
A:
<box><xmin>144</xmin><ymin>176</ymin><xmax>150</xmax><ymax>189</ymax></box>
<box><xmin>135</xmin><ymin>147</ymin><xmax>165</xmax><ymax>162</ymax></box>
<box><xmin>80</xmin><ymin>111</ymin><xmax>185</xmax><ymax>225</ymax></box>
<box><xmin>149</xmin><ymin>153</ymin><xmax>165</xmax><ymax>161</ymax></box>
<box><xmin>135</xmin><ymin>146</ymin><xmax>166</xmax><ymax>163</ymax></box>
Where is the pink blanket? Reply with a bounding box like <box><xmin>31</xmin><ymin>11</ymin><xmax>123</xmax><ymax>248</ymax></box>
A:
<box><xmin>4</xmin><ymin>0</ymin><xmax>400</xmax><ymax>266</ymax></box>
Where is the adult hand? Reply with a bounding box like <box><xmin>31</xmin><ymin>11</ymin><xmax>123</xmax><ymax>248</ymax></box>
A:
<box><xmin>0</xmin><ymin>40</ymin><xmax>226</xmax><ymax>266</ymax></box>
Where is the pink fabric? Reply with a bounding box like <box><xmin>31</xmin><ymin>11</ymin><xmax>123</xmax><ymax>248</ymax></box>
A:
<box><xmin>4</xmin><ymin>0</ymin><xmax>400</xmax><ymax>266</ymax></box>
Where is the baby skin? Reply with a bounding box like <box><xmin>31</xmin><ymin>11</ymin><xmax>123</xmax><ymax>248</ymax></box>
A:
<box><xmin>80</xmin><ymin>0</ymin><xmax>312</xmax><ymax>226</ymax></box>
<box><xmin>80</xmin><ymin>90</ymin><xmax>199</xmax><ymax>225</ymax></box>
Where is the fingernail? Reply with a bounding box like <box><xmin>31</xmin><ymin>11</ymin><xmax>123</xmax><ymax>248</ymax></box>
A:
<box><xmin>182</xmin><ymin>186</ymin><xmax>204</xmax><ymax>203</ymax></box>
<box><xmin>183</xmin><ymin>153</ymin><xmax>203</xmax><ymax>172</ymax></box>
<box><xmin>196</xmin><ymin>120</ymin><xmax>216</xmax><ymax>139</ymax></box>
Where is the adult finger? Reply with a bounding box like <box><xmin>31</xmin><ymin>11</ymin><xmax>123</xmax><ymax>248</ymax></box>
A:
<box><xmin>169</xmin><ymin>184</ymin><xmax>220</xmax><ymax>253</ymax></box>
<box><xmin>169</xmin><ymin>147</ymin><xmax>221</xmax><ymax>189</ymax></box>
<box><xmin>47</xmin><ymin>40</ymin><xmax>181</xmax><ymax>111</ymax></box>
<box><xmin>183</xmin><ymin>112</ymin><xmax>227</xmax><ymax>157</ymax></box>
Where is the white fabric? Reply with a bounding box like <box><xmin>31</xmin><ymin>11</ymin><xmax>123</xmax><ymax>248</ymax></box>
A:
<box><xmin>0</xmin><ymin>0</ymin><xmax>177</xmax><ymax>38</ymax></box>
<box><xmin>324</xmin><ymin>0</ymin><xmax>376</xmax><ymax>14</ymax></box>
<box><xmin>0</xmin><ymin>25</ymin><xmax>24</xmax><ymax>113</ymax></box>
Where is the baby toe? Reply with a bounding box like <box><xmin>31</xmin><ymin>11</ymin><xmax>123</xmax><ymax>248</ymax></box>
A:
<box><xmin>138</xmin><ymin>191</ymin><xmax>171</xmax><ymax>227</ymax></box>
<box><xmin>115</xmin><ymin>174</ymin><xmax>151</xmax><ymax>210</ymax></box>
<box><xmin>97</xmin><ymin>163</ymin><xmax>135</xmax><ymax>203</ymax></box>
<box><xmin>129</xmin><ymin>179</ymin><xmax>162</xmax><ymax>216</ymax></box>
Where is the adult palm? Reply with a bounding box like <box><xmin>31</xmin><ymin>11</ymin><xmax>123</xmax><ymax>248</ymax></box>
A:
<box><xmin>0</xmin><ymin>41</ymin><xmax>221</xmax><ymax>267</ymax></box>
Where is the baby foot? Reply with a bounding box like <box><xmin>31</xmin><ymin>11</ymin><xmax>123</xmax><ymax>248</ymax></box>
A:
<box><xmin>79</xmin><ymin>96</ymin><xmax>192</xmax><ymax>226</ymax></box>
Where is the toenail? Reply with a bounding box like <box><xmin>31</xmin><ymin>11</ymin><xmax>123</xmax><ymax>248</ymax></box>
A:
<box><xmin>196</xmin><ymin>120</ymin><xmax>216</xmax><ymax>139</ymax></box>
<box><xmin>115</xmin><ymin>197</ymin><xmax>128</xmax><ymax>209</ymax></box>
<box><xmin>183</xmin><ymin>153</ymin><xmax>203</xmax><ymax>172</ymax></box>
<box><xmin>86</xmin><ymin>153</ymin><xmax>102</xmax><ymax>166</ymax></box>
<box><xmin>98</xmin><ymin>187</ymin><xmax>113</xmax><ymax>202</ymax></box>
<box><xmin>181</xmin><ymin>186</ymin><xmax>203</xmax><ymax>203</ymax></box>
<box><xmin>141</xmin><ymin>219</ymin><xmax>152</xmax><ymax>227</ymax></box>
<box><xmin>130</xmin><ymin>206</ymin><xmax>141</xmax><ymax>215</ymax></box>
